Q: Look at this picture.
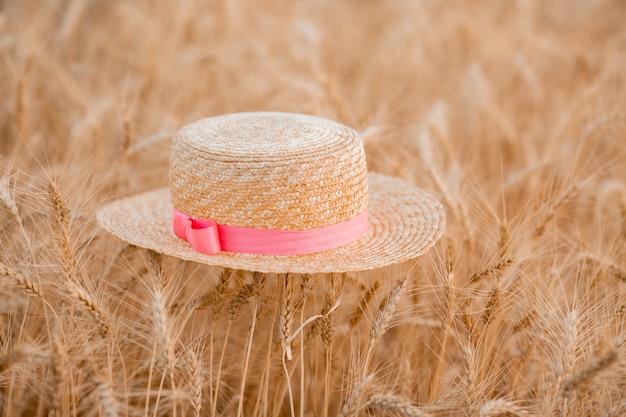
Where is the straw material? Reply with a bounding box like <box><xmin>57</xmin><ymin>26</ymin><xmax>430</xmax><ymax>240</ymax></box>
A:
<box><xmin>97</xmin><ymin>112</ymin><xmax>445</xmax><ymax>273</ymax></box>
<box><xmin>170</xmin><ymin>112</ymin><xmax>367</xmax><ymax>229</ymax></box>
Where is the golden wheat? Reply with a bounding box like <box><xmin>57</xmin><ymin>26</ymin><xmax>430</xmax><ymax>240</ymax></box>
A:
<box><xmin>0</xmin><ymin>0</ymin><xmax>625</xmax><ymax>415</ymax></box>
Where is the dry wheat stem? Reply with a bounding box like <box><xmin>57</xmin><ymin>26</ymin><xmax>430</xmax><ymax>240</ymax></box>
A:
<box><xmin>210</xmin><ymin>320</ymin><xmax>232</xmax><ymax>417</ymax></box>
<box><xmin>319</xmin><ymin>273</ymin><xmax>345</xmax><ymax>347</ymax></box>
<box><xmin>288</xmin><ymin>296</ymin><xmax>341</xmax><ymax>347</ymax></box>
<box><xmin>237</xmin><ymin>297</ymin><xmax>259</xmax><ymax>417</ymax></box>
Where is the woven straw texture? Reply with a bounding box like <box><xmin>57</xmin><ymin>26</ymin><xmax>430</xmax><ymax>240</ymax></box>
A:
<box><xmin>97</xmin><ymin>173</ymin><xmax>445</xmax><ymax>273</ymax></box>
<box><xmin>170</xmin><ymin>112</ymin><xmax>368</xmax><ymax>230</ymax></box>
<box><xmin>97</xmin><ymin>112</ymin><xmax>445</xmax><ymax>273</ymax></box>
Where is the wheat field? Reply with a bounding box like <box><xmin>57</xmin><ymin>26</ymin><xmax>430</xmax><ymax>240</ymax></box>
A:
<box><xmin>1</xmin><ymin>0</ymin><xmax>626</xmax><ymax>416</ymax></box>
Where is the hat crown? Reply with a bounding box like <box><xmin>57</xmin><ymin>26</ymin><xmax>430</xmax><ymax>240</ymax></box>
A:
<box><xmin>169</xmin><ymin>112</ymin><xmax>368</xmax><ymax>230</ymax></box>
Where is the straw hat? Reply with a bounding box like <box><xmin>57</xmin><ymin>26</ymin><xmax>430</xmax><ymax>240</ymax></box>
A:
<box><xmin>97</xmin><ymin>112</ymin><xmax>445</xmax><ymax>273</ymax></box>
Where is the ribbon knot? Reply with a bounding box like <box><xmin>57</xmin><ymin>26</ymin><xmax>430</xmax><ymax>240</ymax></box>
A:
<box><xmin>172</xmin><ymin>208</ymin><xmax>221</xmax><ymax>254</ymax></box>
<box><xmin>172</xmin><ymin>207</ymin><xmax>369</xmax><ymax>256</ymax></box>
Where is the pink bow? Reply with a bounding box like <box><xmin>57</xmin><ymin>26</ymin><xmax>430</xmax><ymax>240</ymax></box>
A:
<box><xmin>172</xmin><ymin>208</ymin><xmax>221</xmax><ymax>254</ymax></box>
<box><xmin>171</xmin><ymin>207</ymin><xmax>369</xmax><ymax>256</ymax></box>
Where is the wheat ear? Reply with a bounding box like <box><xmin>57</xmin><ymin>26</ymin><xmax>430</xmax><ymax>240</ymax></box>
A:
<box><xmin>66</xmin><ymin>282</ymin><xmax>111</xmax><ymax>339</ymax></box>
<box><xmin>46</xmin><ymin>337</ymin><xmax>67</xmax><ymax>416</ymax></box>
<box><xmin>470</xmin><ymin>257</ymin><xmax>515</xmax><ymax>284</ymax></box>
<box><xmin>349</xmin><ymin>280</ymin><xmax>380</xmax><ymax>328</ymax></box>
<box><xmin>47</xmin><ymin>180</ymin><xmax>79</xmax><ymax>283</ymax></box>
<box><xmin>533</xmin><ymin>182</ymin><xmax>579</xmax><ymax>238</ymax></box>
<box><xmin>93</xmin><ymin>374</ymin><xmax>120</xmax><ymax>417</ymax></box>
<box><xmin>185</xmin><ymin>348</ymin><xmax>203</xmax><ymax>417</ymax></box>
<box><xmin>228</xmin><ymin>271</ymin><xmax>267</xmax><ymax>320</ymax></box>
<box><xmin>0</xmin><ymin>262</ymin><xmax>43</xmax><ymax>299</ymax></box>
<box><xmin>560</xmin><ymin>348</ymin><xmax>619</xmax><ymax>397</ymax></box>
<box><xmin>462</xmin><ymin>343</ymin><xmax>479</xmax><ymax>417</ymax></box>
<box><xmin>480</xmin><ymin>284</ymin><xmax>500</xmax><ymax>327</ymax></box>
<box><xmin>479</xmin><ymin>399</ymin><xmax>529</xmax><ymax>416</ymax></box>
<box><xmin>337</xmin><ymin>375</ymin><xmax>373</xmax><ymax>417</ymax></box>
<box><xmin>366</xmin><ymin>393</ymin><xmax>432</xmax><ymax>417</ymax></box>
<box><xmin>0</xmin><ymin>345</ymin><xmax>41</xmax><ymax>374</ymax></box>
<box><xmin>364</xmin><ymin>275</ymin><xmax>407</xmax><ymax>372</ymax></box>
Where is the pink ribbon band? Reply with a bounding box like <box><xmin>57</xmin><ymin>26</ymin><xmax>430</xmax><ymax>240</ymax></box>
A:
<box><xmin>172</xmin><ymin>207</ymin><xmax>368</xmax><ymax>256</ymax></box>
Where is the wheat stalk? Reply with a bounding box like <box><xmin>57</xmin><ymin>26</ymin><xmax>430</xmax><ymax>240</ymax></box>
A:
<box><xmin>430</xmin><ymin>268</ymin><xmax>455</xmax><ymax>401</ymax></box>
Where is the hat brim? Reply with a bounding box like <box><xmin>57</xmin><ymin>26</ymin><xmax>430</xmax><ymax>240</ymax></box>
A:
<box><xmin>96</xmin><ymin>173</ymin><xmax>445</xmax><ymax>273</ymax></box>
